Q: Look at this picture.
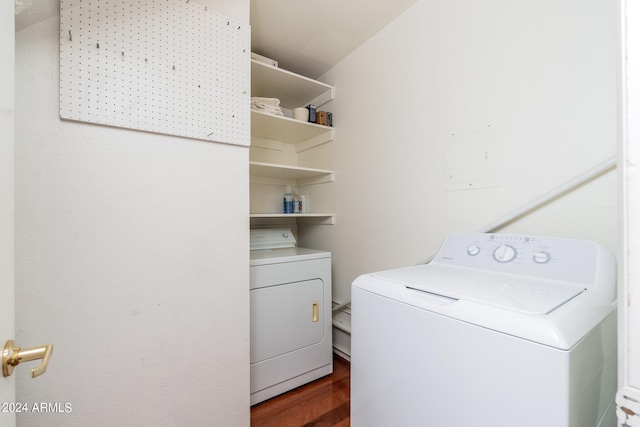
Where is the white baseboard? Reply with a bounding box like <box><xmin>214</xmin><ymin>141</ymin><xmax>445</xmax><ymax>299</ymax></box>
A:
<box><xmin>332</xmin><ymin>305</ymin><xmax>351</xmax><ymax>359</ymax></box>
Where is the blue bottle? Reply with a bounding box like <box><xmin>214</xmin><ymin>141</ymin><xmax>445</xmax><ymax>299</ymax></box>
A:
<box><xmin>283</xmin><ymin>185</ymin><xmax>294</xmax><ymax>214</ymax></box>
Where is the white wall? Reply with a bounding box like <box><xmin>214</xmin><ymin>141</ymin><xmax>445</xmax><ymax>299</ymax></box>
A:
<box><xmin>297</xmin><ymin>0</ymin><xmax>618</xmax><ymax>304</ymax></box>
<box><xmin>14</xmin><ymin>1</ymin><xmax>250</xmax><ymax>426</ymax></box>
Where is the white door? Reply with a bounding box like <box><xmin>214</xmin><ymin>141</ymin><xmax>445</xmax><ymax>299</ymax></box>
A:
<box><xmin>618</xmin><ymin>1</ymin><xmax>640</xmax><ymax>426</ymax></box>
<box><xmin>0</xmin><ymin>0</ymin><xmax>16</xmax><ymax>426</ymax></box>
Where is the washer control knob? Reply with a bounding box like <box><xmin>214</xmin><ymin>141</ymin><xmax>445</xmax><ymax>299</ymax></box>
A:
<box><xmin>493</xmin><ymin>245</ymin><xmax>517</xmax><ymax>263</ymax></box>
<box><xmin>533</xmin><ymin>251</ymin><xmax>551</xmax><ymax>264</ymax></box>
<box><xmin>467</xmin><ymin>244</ymin><xmax>481</xmax><ymax>256</ymax></box>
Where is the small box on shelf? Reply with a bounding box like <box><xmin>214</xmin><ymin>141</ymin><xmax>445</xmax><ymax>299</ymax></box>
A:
<box><xmin>316</xmin><ymin>111</ymin><xmax>327</xmax><ymax>126</ymax></box>
<box><xmin>306</xmin><ymin>104</ymin><xmax>317</xmax><ymax>123</ymax></box>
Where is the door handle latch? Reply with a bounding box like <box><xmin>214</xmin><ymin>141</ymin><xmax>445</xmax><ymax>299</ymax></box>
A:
<box><xmin>2</xmin><ymin>340</ymin><xmax>53</xmax><ymax>378</ymax></box>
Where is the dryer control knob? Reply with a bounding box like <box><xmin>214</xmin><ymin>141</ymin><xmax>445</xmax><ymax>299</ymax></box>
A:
<box><xmin>493</xmin><ymin>245</ymin><xmax>517</xmax><ymax>263</ymax></box>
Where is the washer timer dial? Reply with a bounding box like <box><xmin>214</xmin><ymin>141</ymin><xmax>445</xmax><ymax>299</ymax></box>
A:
<box><xmin>493</xmin><ymin>245</ymin><xmax>517</xmax><ymax>263</ymax></box>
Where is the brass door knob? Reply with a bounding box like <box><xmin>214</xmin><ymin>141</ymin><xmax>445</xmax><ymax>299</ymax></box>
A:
<box><xmin>2</xmin><ymin>340</ymin><xmax>53</xmax><ymax>378</ymax></box>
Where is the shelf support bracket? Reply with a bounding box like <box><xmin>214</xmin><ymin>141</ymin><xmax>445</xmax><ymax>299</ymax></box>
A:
<box><xmin>296</xmin><ymin>129</ymin><xmax>334</xmax><ymax>153</ymax></box>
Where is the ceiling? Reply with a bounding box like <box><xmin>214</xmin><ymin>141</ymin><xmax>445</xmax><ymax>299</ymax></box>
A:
<box><xmin>14</xmin><ymin>0</ymin><xmax>419</xmax><ymax>79</ymax></box>
<box><xmin>250</xmin><ymin>0</ymin><xmax>419</xmax><ymax>79</ymax></box>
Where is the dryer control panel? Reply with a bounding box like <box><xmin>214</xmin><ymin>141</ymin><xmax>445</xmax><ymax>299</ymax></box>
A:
<box><xmin>432</xmin><ymin>233</ymin><xmax>609</xmax><ymax>285</ymax></box>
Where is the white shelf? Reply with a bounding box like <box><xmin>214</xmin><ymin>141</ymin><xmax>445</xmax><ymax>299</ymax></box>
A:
<box><xmin>251</xmin><ymin>60</ymin><xmax>334</xmax><ymax>108</ymax></box>
<box><xmin>250</xmin><ymin>60</ymin><xmax>336</xmax><ymax>225</ymax></box>
<box><xmin>251</xmin><ymin>111</ymin><xmax>334</xmax><ymax>151</ymax></box>
<box><xmin>249</xmin><ymin>161</ymin><xmax>334</xmax><ymax>185</ymax></box>
<box><xmin>250</xmin><ymin>213</ymin><xmax>336</xmax><ymax>225</ymax></box>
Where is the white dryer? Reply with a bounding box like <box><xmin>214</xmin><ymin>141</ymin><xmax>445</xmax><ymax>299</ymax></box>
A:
<box><xmin>351</xmin><ymin>233</ymin><xmax>617</xmax><ymax>427</ymax></box>
<box><xmin>250</xmin><ymin>228</ymin><xmax>332</xmax><ymax>405</ymax></box>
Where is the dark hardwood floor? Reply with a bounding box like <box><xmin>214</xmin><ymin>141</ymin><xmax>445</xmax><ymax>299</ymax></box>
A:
<box><xmin>251</xmin><ymin>354</ymin><xmax>351</xmax><ymax>427</ymax></box>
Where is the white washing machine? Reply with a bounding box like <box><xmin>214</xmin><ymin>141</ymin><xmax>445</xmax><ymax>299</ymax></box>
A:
<box><xmin>351</xmin><ymin>233</ymin><xmax>617</xmax><ymax>427</ymax></box>
<box><xmin>250</xmin><ymin>228</ymin><xmax>332</xmax><ymax>405</ymax></box>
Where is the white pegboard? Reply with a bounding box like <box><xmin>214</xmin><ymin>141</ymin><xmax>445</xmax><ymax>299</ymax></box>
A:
<box><xmin>60</xmin><ymin>0</ymin><xmax>251</xmax><ymax>146</ymax></box>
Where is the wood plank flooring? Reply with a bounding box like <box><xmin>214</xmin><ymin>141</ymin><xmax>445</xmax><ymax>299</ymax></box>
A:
<box><xmin>250</xmin><ymin>354</ymin><xmax>351</xmax><ymax>427</ymax></box>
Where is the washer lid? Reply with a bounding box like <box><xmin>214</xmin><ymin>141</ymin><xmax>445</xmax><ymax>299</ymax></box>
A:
<box><xmin>373</xmin><ymin>265</ymin><xmax>586</xmax><ymax>315</ymax></box>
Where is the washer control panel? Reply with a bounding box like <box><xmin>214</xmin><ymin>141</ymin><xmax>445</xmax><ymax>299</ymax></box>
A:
<box><xmin>434</xmin><ymin>233</ymin><xmax>599</xmax><ymax>284</ymax></box>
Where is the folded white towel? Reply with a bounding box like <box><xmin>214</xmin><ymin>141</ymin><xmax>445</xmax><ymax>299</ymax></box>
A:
<box><xmin>251</xmin><ymin>97</ymin><xmax>281</xmax><ymax>106</ymax></box>
<box><xmin>251</xmin><ymin>97</ymin><xmax>283</xmax><ymax>116</ymax></box>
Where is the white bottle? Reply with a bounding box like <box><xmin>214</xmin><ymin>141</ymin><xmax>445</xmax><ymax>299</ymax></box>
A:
<box><xmin>283</xmin><ymin>185</ymin><xmax>294</xmax><ymax>214</ymax></box>
<box><xmin>300</xmin><ymin>195</ymin><xmax>307</xmax><ymax>213</ymax></box>
<box><xmin>293</xmin><ymin>194</ymin><xmax>301</xmax><ymax>213</ymax></box>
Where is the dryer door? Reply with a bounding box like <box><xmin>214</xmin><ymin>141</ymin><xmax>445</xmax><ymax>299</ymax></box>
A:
<box><xmin>250</xmin><ymin>279</ymin><xmax>324</xmax><ymax>364</ymax></box>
